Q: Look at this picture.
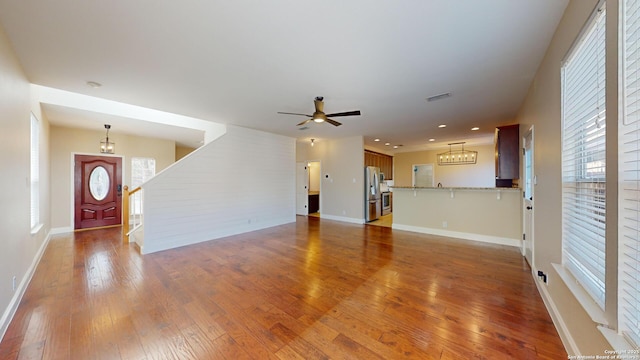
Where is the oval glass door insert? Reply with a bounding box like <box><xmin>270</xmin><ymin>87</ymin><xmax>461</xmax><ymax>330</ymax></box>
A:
<box><xmin>89</xmin><ymin>166</ymin><xmax>110</xmax><ymax>201</ymax></box>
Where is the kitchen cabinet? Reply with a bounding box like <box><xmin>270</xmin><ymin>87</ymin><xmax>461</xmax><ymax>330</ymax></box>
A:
<box><xmin>495</xmin><ymin>124</ymin><xmax>520</xmax><ymax>187</ymax></box>
<box><xmin>365</xmin><ymin>150</ymin><xmax>393</xmax><ymax>180</ymax></box>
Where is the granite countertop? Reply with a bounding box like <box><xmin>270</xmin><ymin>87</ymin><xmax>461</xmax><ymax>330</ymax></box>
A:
<box><xmin>391</xmin><ymin>186</ymin><xmax>521</xmax><ymax>191</ymax></box>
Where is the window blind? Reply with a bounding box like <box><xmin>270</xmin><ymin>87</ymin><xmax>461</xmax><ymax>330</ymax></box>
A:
<box><xmin>620</xmin><ymin>0</ymin><xmax>640</xmax><ymax>348</ymax></box>
<box><xmin>561</xmin><ymin>5</ymin><xmax>607</xmax><ymax>309</ymax></box>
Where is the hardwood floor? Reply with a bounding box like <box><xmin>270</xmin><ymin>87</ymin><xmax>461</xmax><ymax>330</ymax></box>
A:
<box><xmin>0</xmin><ymin>217</ymin><xmax>566</xmax><ymax>359</ymax></box>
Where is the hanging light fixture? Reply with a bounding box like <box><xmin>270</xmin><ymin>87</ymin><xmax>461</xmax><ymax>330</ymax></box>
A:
<box><xmin>310</xmin><ymin>138</ymin><xmax>315</xmax><ymax>147</ymax></box>
<box><xmin>100</xmin><ymin>124</ymin><xmax>115</xmax><ymax>154</ymax></box>
<box><xmin>437</xmin><ymin>142</ymin><xmax>477</xmax><ymax>165</ymax></box>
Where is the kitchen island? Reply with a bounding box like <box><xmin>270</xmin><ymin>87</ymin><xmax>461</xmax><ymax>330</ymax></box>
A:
<box><xmin>391</xmin><ymin>186</ymin><xmax>522</xmax><ymax>248</ymax></box>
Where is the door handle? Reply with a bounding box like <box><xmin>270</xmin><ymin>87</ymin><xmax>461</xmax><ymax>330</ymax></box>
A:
<box><xmin>526</xmin><ymin>206</ymin><xmax>533</xmax><ymax>210</ymax></box>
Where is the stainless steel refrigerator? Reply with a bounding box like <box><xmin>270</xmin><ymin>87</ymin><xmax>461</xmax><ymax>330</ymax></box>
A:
<box><xmin>365</xmin><ymin>166</ymin><xmax>381</xmax><ymax>222</ymax></box>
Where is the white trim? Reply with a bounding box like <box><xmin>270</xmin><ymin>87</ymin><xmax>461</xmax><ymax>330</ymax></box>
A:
<box><xmin>391</xmin><ymin>223</ymin><xmax>521</xmax><ymax>248</ymax></box>
<box><xmin>0</xmin><ymin>230</ymin><xmax>52</xmax><ymax>342</ymax></box>
<box><xmin>50</xmin><ymin>226</ymin><xmax>73</xmax><ymax>235</ymax></box>
<box><xmin>533</xmin><ymin>265</ymin><xmax>579</xmax><ymax>356</ymax></box>
<box><xmin>30</xmin><ymin>223</ymin><xmax>43</xmax><ymax>235</ymax></box>
<box><xmin>552</xmin><ymin>263</ymin><xmax>608</xmax><ymax>326</ymax></box>
<box><xmin>598</xmin><ymin>327</ymin><xmax>637</xmax><ymax>352</ymax></box>
<box><xmin>319</xmin><ymin>214</ymin><xmax>365</xmax><ymax>225</ymax></box>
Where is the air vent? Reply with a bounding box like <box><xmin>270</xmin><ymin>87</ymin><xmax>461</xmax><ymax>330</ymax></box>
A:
<box><xmin>427</xmin><ymin>92</ymin><xmax>452</xmax><ymax>102</ymax></box>
<box><xmin>299</xmin><ymin>126</ymin><xmax>310</xmax><ymax>131</ymax></box>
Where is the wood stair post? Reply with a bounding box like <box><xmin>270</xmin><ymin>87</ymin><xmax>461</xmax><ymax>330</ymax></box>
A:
<box><xmin>122</xmin><ymin>185</ymin><xmax>130</xmax><ymax>243</ymax></box>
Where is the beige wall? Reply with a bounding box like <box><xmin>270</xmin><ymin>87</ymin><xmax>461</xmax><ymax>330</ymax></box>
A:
<box><xmin>308</xmin><ymin>161</ymin><xmax>320</xmax><ymax>192</ymax></box>
<box><xmin>0</xmin><ymin>25</ymin><xmax>50</xmax><ymax>337</ymax></box>
<box><xmin>515</xmin><ymin>0</ymin><xmax>613</xmax><ymax>354</ymax></box>
<box><xmin>175</xmin><ymin>144</ymin><xmax>196</xmax><ymax>161</ymax></box>
<box><xmin>297</xmin><ymin>136</ymin><xmax>364</xmax><ymax>222</ymax></box>
<box><xmin>394</xmin><ymin>144</ymin><xmax>496</xmax><ymax>188</ymax></box>
<box><xmin>393</xmin><ymin>188</ymin><xmax>522</xmax><ymax>244</ymax></box>
<box><xmin>50</xmin><ymin>125</ymin><xmax>176</xmax><ymax>230</ymax></box>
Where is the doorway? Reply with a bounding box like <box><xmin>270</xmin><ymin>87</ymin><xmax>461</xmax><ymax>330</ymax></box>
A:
<box><xmin>412</xmin><ymin>164</ymin><xmax>434</xmax><ymax>187</ymax></box>
<box><xmin>307</xmin><ymin>161</ymin><xmax>321</xmax><ymax>216</ymax></box>
<box><xmin>523</xmin><ymin>128</ymin><xmax>534</xmax><ymax>267</ymax></box>
<box><xmin>74</xmin><ymin>155</ymin><xmax>123</xmax><ymax>230</ymax></box>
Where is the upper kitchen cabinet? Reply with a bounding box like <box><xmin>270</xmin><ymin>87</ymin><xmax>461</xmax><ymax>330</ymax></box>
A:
<box><xmin>494</xmin><ymin>124</ymin><xmax>519</xmax><ymax>187</ymax></box>
<box><xmin>365</xmin><ymin>150</ymin><xmax>393</xmax><ymax>180</ymax></box>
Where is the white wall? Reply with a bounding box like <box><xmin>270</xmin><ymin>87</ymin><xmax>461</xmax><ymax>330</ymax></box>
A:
<box><xmin>142</xmin><ymin>125</ymin><xmax>296</xmax><ymax>254</ymax></box>
<box><xmin>0</xmin><ymin>26</ymin><xmax>50</xmax><ymax>339</ymax></box>
<box><xmin>297</xmin><ymin>136</ymin><xmax>365</xmax><ymax>223</ymax></box>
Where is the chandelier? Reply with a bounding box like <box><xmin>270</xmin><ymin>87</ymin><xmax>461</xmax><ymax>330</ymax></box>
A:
<box><xmin>437</xmin><ymin>142</ymin><xmax>477</xmax><ymax>165</ymax></box>
<box><xmin>100</xmin><ymin>124</ymin><xmax>115</xmax><ymax>154</ymax></box>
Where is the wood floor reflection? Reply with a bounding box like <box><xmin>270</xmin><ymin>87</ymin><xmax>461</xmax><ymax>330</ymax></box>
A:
<box><xmin>0</xmin><ymin>217</ymin><xmax>566</xmax><ymax>359</ymax></box>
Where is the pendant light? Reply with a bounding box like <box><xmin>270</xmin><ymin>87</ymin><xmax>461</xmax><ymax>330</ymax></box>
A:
<box><xmin>100</xmin><ymin>124</ymin><xmax>115</xmax><ymax>154</ymax></box>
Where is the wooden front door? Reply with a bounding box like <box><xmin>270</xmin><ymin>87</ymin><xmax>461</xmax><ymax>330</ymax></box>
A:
<box><xmin>74</xmin><ymin>155</ymin><xmax>122</xmax><ymax>230</ymax></box>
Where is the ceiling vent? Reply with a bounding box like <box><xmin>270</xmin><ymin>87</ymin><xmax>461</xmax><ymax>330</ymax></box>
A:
<box><xmin>427</xmin><ymin>92</ymin><xmax>452</xmax><ymax>102</ymax></box>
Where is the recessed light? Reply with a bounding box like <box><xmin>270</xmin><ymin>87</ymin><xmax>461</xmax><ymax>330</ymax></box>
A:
<box><xmin>384</xmin><ymin>142</ymin><xmax>390</xmax><ymax>146</ymax></box>
<box><xmin>471</xmin><ymin>127</ymin><xmax>480</xmax><ymax>131</ymax></box>
<box><xmin>429</xmin><ymin>138</ymin><xmax>435</xmax><ymax>142</ymax></box>
<box><xmin>374</xmin><ymin>138</ymin><xmax>380</xmax><ymax>142</ymax></box>
<box><xmin>393</xmin><ymin>145</ymin><xmax>398</xmax><ymax>149</ymax></box>
<box><xmin>438</xmin><ymin>124</ymin><xmax>446</xmax><ymax>128</ymax></box>
<box><xmin>86</xmin><ymin>81</ymin><xmax>102</xmax><ymax>88</ymax></box>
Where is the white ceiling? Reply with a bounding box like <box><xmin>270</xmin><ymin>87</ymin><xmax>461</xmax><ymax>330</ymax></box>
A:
<box><xmin>0</xmin><ymin>0</ymin><xmax>568</xmax><ymax>152</ymax></box>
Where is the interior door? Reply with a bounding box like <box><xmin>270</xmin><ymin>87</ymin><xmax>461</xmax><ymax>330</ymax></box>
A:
<box><xmin>74</xmin><ymin>155</ymin><xmax>123</xmax><ymax>230</ymax></box>
<box><xmin>523</xmin><ymin>129</ymin><xmax>534</xmax><ymax>266</ymax></box>
<box><xmin>295</xmin><ymin>162</ymin><xmax>309</xmax><ymax>215</ymax></box>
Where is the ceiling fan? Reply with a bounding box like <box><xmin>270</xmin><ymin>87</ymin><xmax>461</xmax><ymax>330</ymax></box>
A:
<box><xmin>278</xmin><ymin>96</ymin><xmax>361</xmax><ymax>127</ymax></box>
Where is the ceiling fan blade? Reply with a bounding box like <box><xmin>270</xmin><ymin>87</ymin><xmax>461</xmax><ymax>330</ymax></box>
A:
<box><xmin>325</xmin><ymin>110</ymin><xmax>361</xmax><ymax>117</ymax></box>
<box><xmin>277</xmin><ymin>112</ymin><xmax>312</xmax><ymax>117</ymax></box>
<box><xmin>325</xmin><ymin>118</ymin><xmax>342</xmax><ymax>127</ymax></box>
<box><xmin>297</xmin><ymin>119</ymin><xmax>313</xmax><ymax>126</ymax></box>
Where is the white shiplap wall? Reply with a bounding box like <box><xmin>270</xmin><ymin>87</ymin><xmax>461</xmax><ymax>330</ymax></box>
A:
<box><xmin>142</xmin><ymin>125</ymin><xmax>296</xmax><ymax>254</ymax></box>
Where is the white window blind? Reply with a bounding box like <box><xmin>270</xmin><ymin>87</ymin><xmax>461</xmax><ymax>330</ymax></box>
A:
<box><xmin>30</xmin><ymin>113</ymin><xmax>40</xmax><ymax>229</ymax></box>
<box><xmin>561</xmin><ymin>4</ymin><xmax>607</xmax><ymax>309</ymax></box>
<box><xmin>620</xmin><ymin>0</ymin><xmax>640</xmax><ymax>348</ymax></box>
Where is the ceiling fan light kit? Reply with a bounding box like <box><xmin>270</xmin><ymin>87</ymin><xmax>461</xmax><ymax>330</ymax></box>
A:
<box><xmin>278</xmin><ymin>96</ymin><xmax>361</xmax><ymax>127</ymax></box>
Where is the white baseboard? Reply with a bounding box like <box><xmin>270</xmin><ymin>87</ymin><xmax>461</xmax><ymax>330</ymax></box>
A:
<box><xmin>319</xmin><ymin>214</ymin><xmax>365</xmax><ymax>225</ymax></box>
<box><xmin>391</xmin><ymin>223</ymin><xmax>521</xmax><ymax>248</ymax></box>
<box><xmin>50</xmin><ymin>226</ymin><xmax>72</xmax><ymax>235</ymax></box>
<box><xmin>0</xmin><ymin>230</ymin><xmax>52</xmax><ymax>342</ymax></box>
<box><xmin>532</xmin><ymin>266</ymin><xmax>578</xmax><ymax>356</ymax></box>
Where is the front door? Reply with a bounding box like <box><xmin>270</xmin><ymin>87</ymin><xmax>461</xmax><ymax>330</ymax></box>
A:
<box><xmin>74</xmin><ymin>155</ymin><xmax>123</xmax><ymax>230</ymax></box>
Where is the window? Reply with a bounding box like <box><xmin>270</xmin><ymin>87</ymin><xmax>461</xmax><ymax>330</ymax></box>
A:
<box><xmin>619</xmin><ymin>0</ymin><xmax>640</xmax><ymax>347</ymax></box>
<box><xmin>561</xmin><ymin>4</ymin><xmax>607</xmax><ymax>309</ymax></box>
<box><xmin>30</xmin><ymin>113</ymin><xmax>40</xmax><ymax>230</ymax></box>
<box><xmin>131</xmin><ymin>157</ymin><xmax>155</xmax><ymax>214</ymax></box>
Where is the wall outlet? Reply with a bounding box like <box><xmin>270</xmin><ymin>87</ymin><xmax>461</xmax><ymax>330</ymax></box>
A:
<box><xmin>12</xmin><ymin>276</ymin><xmax>16</xmax><ymax>291</ymax></box>
<box><xmin>442</xmin><ymin>221</ymin><xmax>448</xmax><ymax>228</ymax></box>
